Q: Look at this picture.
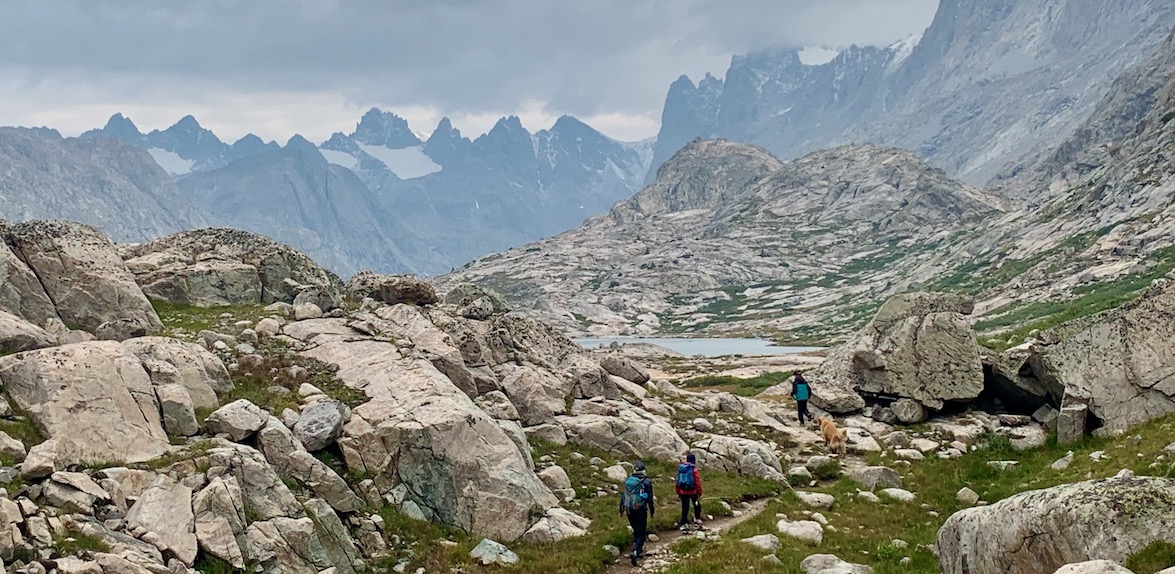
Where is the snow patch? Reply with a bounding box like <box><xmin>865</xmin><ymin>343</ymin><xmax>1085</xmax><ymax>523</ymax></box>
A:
<box><xmin>319</xmin><ymin>149</ymin><xmax>359</xmax><ymax>170</ymax></box>
<box><xmin>798</xmin><ymin>46</ymin><xmax>840</xmax><ymax>66</ymax></box>
<box><xmin>146</xmin><ymin>148</ymin><xmax>195</xmax><ymax>176</ymax></box>
<box><xmin>358</xmin><ymin>144</ymin><xmax>442</xmax><ymax>179</ymax></box>
<box><xmin>887</xmin><ymin>33</ymin><xmax>923</xmax><ymax>70</ymax></box>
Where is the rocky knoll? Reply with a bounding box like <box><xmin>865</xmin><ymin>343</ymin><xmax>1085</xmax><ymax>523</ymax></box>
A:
<box><xmin>937</xmin><ymin>476</ymin><xmax>1175</xmax><ymax>574</ymax></box>
<box><xmin>442</xmin><ymin>140</ymin><xmax>1004</xmax><ymax>341</ymax></box>
<box><xmin>122</xmin><ymin>227</ymin><xmax>345</xmax><ymax>308</ymax></box>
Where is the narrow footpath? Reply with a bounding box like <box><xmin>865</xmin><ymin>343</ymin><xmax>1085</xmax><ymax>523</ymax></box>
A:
<box><xmin>604</xmin><ymin>498</ymin><xmax>770</xmax><ymax>573</ymax></box>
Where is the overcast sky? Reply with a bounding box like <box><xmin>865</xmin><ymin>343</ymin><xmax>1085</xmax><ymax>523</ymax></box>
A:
<box><xmin>0</xmin><ymin>0</ymin><xmax>938</xmax><ymax>143</ymax></box>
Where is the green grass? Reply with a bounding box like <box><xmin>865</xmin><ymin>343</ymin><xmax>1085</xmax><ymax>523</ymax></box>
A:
<box><xmin>660</xmin><ymin>413</ymin><xmax>1175</xmax><ymax>574</ymax></box>
<box><xmin>1127</xmin><ymin>541</ymin><xmax>1175</xmax><ymax>573</ymax></box>
<box><xmin>53</xmin><ymin>532</ymin><xmax>111</xmax><ymax>555</ymax></box>
<box><xmin>151</xmin><ymin>301</ymin><xmax>272</xmax><ymax>339</ymax></box>
<box><xmin>678</xmin><ymin>372</ymin><xmax>792</xmax><ymax>397</ymax></box>
<box><xmin>378</xmin><ymin>438</ymin><xmax>783</xmax><ymax>573</ymax></box>
<box><xmin>220</xmin><ymin>340</ymin><xmax>367</xmax><ymax>416</ymax></box>
<box><xmin>978</xmin><ymin>245</ymin><xmax>1175</xmax><ymax>350</ymax></box>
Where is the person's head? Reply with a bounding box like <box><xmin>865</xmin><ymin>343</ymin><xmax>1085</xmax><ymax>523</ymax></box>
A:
<box><xmin>686</xmin><ymin>453</ymin><xmax>696</xmax><ymax>464</ymax></box>
<box><xmin>633</xmin><ymin>460</ymin><xmax>646</xmax><ymax>473</ymax></box>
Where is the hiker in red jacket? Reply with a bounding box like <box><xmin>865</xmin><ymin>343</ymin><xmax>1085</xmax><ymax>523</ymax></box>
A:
<box><xmin>675</xmin><ymin>452</ymin><xmax>703</xmax><ymax>531</ymax></box>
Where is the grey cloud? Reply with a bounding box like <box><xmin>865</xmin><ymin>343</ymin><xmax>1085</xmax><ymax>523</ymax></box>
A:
<box><xmin>0</xmin><ymin>0</ymin><xmax>937</xmax><ymax>136</ymax></box>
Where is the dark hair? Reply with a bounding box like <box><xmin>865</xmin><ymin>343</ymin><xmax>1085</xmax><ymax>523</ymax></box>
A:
<box><xmin>686</xmin><ymin>453</ymin><xmax>696</xmax><ymax>463</ymax></box>
<box><xmin>633</xmin><ymin>460</ymin><xmax>646</xmax><ymax>472</ymax></box>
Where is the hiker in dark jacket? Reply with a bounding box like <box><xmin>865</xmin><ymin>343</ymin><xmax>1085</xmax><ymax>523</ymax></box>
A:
<box><xmin>675</xmin><ymin>452</ymin><xmax>703</xmax><ymax>531</ymax></box>
<box><xmin>619</xmin><ymin>460</ymin><xmax>655</xmax><ymax>566</ymax></box>
<box><xmin>791</xmin><ymin>371</ymin><xmax>812</xmax><ymax>425</ymax></box>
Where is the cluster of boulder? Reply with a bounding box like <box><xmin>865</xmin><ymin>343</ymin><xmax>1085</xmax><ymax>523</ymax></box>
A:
<box><xmin>795</xmin><ymin>288</ymin><xmax>1175</xmax><ymax>444</ymax></box>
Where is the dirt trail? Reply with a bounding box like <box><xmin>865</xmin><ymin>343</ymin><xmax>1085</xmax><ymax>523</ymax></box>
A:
<box><xmin>604</xmin><ymin>498</ymin><xmax>770</xmax><ymax>573</ymax></box>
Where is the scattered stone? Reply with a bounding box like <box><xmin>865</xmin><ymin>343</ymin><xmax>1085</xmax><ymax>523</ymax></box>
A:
<box><xmin>800</xmin><ymin>553</ymin><xmax>874</xmax><ymax>573</ymax></box>
<box><xmin>1052</xmin><ymin>561</ymin><xmax>1135</xmax><ymax>574</ymax></box>
<box><xmin>294</xmin><ymin>303</ymin><xmax>323</xmax><ymax>321</ymax></box>
<box><xmin>0</xmin><ymin>431</ymin><xmax>26</xmax><ymax>462</ymax></box>
<box><xmin>292</xmin><ymin>400</ymin><xmax>346</xmax><ymax>451</ymax></box>
<box><xmin>847</xmin><ymin>466</ymin><xmax>902</xmax><ymax>491</ymax></box>
<box><xmin>469</xmin><ymin>539</ymin><xmax>519</xmax><ymax>566</ymax></box>
<box><xmin>895</xmin><ymin>449</ymin><xmax>925</xmax><ymax>461</ymax></box>
<box><xmin>538</xmin><ymin>466</ymin><xmax>572</xmax><ymax>491</ymax></box>
<box><xmin>741</xmin><ymin>534</ymin><xmax>780</xmax><ymax>552</ymax></box>
<box><xmin>956</xmin><ymin>487</ymin><xmax>980</xmax><ymax>506</ymax></box>
<box><xmin>604</xmin><ymin>465</ymin><xmax>628</xmax><ymax>483</ymax></box>
<box><xmin>693</xmin><ymin>418</ymin><xmax>714</xmax><ymax>432</ymax></box>
<box><xmin>880</xmin><ymin>488</ymin><xmax>915</xmax><ymax>502</ymax></box>
<box><xmin>795</xmin><ymin>492</ymin><xmax>835</xmax><ymax>509</ymax></box>
<box><xmin>999</xmin><ymin>414</ymin><xmax>1032</xmax><ymax>427</ymax></box>
<box><xmin>205</xmin><ymin>399</ymin><xmax>268</xmax><ymax>441</ymax></box>
<box><xmin>987</xmin><ymin>461</ymin><xmax>1019</xmax><ymax>471</ymax></box>
<box><xmin>857</xmin><ymin>491</ymin><xmax>881</xmax><ymax>503</ymax></box>
<box><xmin>891</xmin><ymin>399</ymin><xmax>928</xmax><ymax>424</ymax></box>
<box><xmin>1051</xmin><ymin>451</ymin><xmax>1074</xmax><ymax>471</ymax></box>
<box><xmin>156</xmin><ymin>384</ymin><xmax>199</xmax><ymax>437</ymax></box>
<box><xmin>777</xmin><ymin>520</ymin><xmax>823</xmax><ymax>545</ymax></box>
<box><xmin>1057</xmin><ymin>404</ymin><xmax>1088</xmax><ymax>445</ymax></box>
<box><xmin>788</xmin><ymin>466</ymin><xmax>814</xmax><ymax>486</ymax></box>
<box><xmin>881</xmin><ymin>431</ymin><xmax>912</xmax><ymax>448</ymax></box>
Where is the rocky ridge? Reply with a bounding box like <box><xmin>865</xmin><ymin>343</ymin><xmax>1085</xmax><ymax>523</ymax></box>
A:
<box><xmin>442</xmin><ymin>139</ymin><xmax>1005</xmax><ymax>341</ymax></box>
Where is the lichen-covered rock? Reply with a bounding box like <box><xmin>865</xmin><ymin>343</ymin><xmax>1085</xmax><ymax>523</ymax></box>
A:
<box><xmin>693</xmin><ymin>435</ymin><xmax>785</xmax><ymax>482</ymax></box>
<box><xmin>125</xmin><ymin>474</ymin><xmax>197</xmax><ymax>566</ymax></box>
<box><xmin>121</xmin><ymin>336</ymin><xmax>231</xmax><ymax>410</ymax></box>
<box><xmin>559</xmin><ymin>403</ymin><xmax>688</xmax><ymax>463</ymax></box>
<box><xmin>1053</xmin><ymin>560</ymin><xmax>1135</xmax><ymax>574</ymax></box>
<box><xmin>0</xmin><ymin>227</ymin><xmax>58</xmax><ymax>326</ymax></box>
<box><xmin>346</xmin><ymin>270</ymin><xmax>438</xmax><ymax>306</ymax></box>
<box><xmin>443</xmin><ymin>284</ymin><xmax>509</xmax><ymax>314</ymax></box>
<box><xmin>292</xmin><ymin>399</ymin><xmax>346</xmax><ymax>451</ymax></box>
<box><xmin>128</xmin><ymin>250</ymin><xmax>262</xmax><ymax>307</ymax></box>
<box><xmin>205</xmin><ymin>399</ymin><xmax>268</xmax><ymax>442</ymax></box>
<box><xmin>156</xmin><ymin>384</ymin><xmax>199</xmax><ymax>437</ymax></box>
<box><xmin>521</xmin><ymin>508</ymin><xmax>591</xmax><ymax>543</ymax></box>
<box><xmin>258</xmin><ymin>417</ymin><xmax>361</xmax><ymax>513</ymax></box>
<box><xmin>289</xmin><ymin>321</ymin><xmax>558</xmax><ymax>542</ymax></box>
<box><xmin>810</xmin><ymin>293</ymin><xmax>983</xmax><ymax>412</ymax></box>
<box><xmin>4</xmin><ymin>220</ymin><xmax>162</xmax><ymax>336</ymax></box>
<box><xmin>1025</xmin><ymin>279</ymin><xmax>1175</xmax><ymax>433</ymax></box>
<box><xmin>123</xmin><ymin>228</ymin><xmax>344</xmax><ymax>306</ymax></box>
<box><xmin>0</xmin><ymin>341</ymin><xmax>170</xmax><ymax>464</ymax></box>
<box><xmin>937</xmin><ymin>476</ymin><xmax>1175</xmax><ymax>574</ymax></box>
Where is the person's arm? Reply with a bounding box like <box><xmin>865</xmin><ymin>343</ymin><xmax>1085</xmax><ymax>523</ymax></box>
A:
<box><xmin>694</xmin><ymin>468</ymin><xmax>703</xmax><ymax>496</ymax></box>
<box><xmin>791</xmin><ymin>378</ymin><xmax>798</xmax><ymax>397</ymax></box>
<box><xmin>619</xmin><ymin>489</ymin><xmax>625</xmax><ymax>515</ymax></box>
<box><xmin>644</xmin><ymin>479</ymin><xmax>655</xmax><ymax>515</ymax></box>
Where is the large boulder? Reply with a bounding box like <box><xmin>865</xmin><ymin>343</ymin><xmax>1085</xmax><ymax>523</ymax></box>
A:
<box><xmin>123</xmin><ymin>228</ymin><xmax>344</xmax><ymax>306</ymax></box>
<box><xmin>1024</xmin><ymin>279</ymin><xmax>1175</xmax><ymax>434</ymax></box>
<box><xmin>346</xmin><ymin>270</ymin><xmax>438</xmax><ymax>306</ymax></box>
<box><xmin>599</xmin><ymin>355</ymin><xmax>651</xmax><ymax>384</ymax></box>
<box><xmin>4</xmin><ymin>221</ymin><xmax>162</xmax><ymax>337</ymax></box>
<box><xmin>937</xmin><ymin>476</ymin><xmax>1175</xmax><ymax>574</ymax></box>
<box><xmin>809</xmin><ymin>292</ymin><xmax>983</xmax><ymax>412</ymax></box>
<box><xmin>0</xmin><ymin>310</ymin><xmax>56</xmax><ymax>354</ymax></box>
<box><xmin>496</xmin><ymin>363</ymin><xmax>570</xmax><ymax>426</ymax></box>
<box><xmin>127</xmin><ymin>249</ymin><xmax>262</xmax><ymax>307</ymax></box>
<box><xmin>558</xmin><ymin>403</ymin><xmax>688</xmax><ymax>462</ymax></box>
<box><xmin>443</xmin><ymin>284</ymin><xmax>509</xmax><ymax>315</ymax></box>
<box><xmin>692</xmin><ymin>435</ymin><xmax>785</xmax><ymax>482</ymax></box>
<box><xmin>0</xmin><ymin>341</ymin><xmax>170</xmax><ymax>464</ymax></box>
<box><xmin>257</xmin><ymin>418</ymin><xmax>362</xmax><ymax>513</ymax></box>
<box><xmin>0</xmin><ymin>224</ymin><xmax>58</xmax><ymax>326</ymax></box>
<box><xmin>125</xmin><ymin>475</ymin><xmax>197</xmax><ymax>566</ymax></box>
<box><xmin>288</xmin><ymin>321</ymin><xmax>558</xmax><ymax>542</ymax></box>
<box><xmin>121</xmin><ymin>336</ymin><xmax>231</xmax><ymax>410</ymax></box>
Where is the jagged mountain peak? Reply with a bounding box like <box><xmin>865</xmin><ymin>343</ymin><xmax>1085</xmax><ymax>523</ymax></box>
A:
<box><xmin>352</xmin><ymin>107</ymin><xmax>421</xmax><ymax>148</ymax></box>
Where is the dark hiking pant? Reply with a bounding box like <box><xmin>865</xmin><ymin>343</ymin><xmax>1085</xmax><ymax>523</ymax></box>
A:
<box><xmin>679</xmin><ymin>494</ymin><xmax>700</xmax><ymax>526</ymax></box>
<box><xmin>628</xmin><ymin>509</ymin><xmax>649</xmax><ymax>556</ymax></box>
<box><xmin>797</xmin><ymin>399</ymin><xmax>810</xmax><ymax>424</ymax></box>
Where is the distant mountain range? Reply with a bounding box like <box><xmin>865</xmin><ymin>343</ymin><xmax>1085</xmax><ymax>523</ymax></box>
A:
<box><xmin>2</xmin><ymin>0</ymin><xmax>1173</xmax><ymax>281</ymax></box>
<box><xmin>69</xmin><ymin>108</ymin><xmax>652</xmax><ymax>275</ymax></box>
<box><xmin>648</xmin><ymin>0</ymin><xmax>1175</xmax><ymax>185</ymax></box>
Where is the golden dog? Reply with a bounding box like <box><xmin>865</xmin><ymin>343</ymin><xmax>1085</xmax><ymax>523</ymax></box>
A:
<box><xmin>818</xmin><ymin>417</ymin><xmax>847</xmax><ymax>456</ymax></box>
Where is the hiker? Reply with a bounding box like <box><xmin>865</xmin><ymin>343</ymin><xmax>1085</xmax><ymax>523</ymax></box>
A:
<box><xmin>619</xmin><ymin>460</ymin><xmax>655</xmax><ymax>566</ymax></box>
<box><xmin>791</xmin><ymin>371</ymin><xmax>812</xmax><ymax>425</ymax></box>
<box><xmin>675</xmin><ymin>452</ymin><xmax>703</xmax><ymax>531</ymax></box>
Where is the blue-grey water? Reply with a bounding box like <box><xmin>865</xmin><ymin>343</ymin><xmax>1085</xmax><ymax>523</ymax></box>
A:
<box><xmin>574</xmin><ymin>337</ymin><xmax>822</xmax><ymax>357</ymax></box>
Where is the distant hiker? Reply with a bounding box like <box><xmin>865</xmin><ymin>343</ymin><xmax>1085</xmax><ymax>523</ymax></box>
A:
<box><xmin>675</xmin><ymin>452</ymin><xmax>703</xmax><ymax>531</ymax></box>
<box><xmin>619</xmin><ymin>460</ymin><xmax>655</xmax><ymax>566</ymax></box>
<box><xmin>792</xmin><ymin>371</ymin><xmax>812</xmax><ymax>425</ymax></box>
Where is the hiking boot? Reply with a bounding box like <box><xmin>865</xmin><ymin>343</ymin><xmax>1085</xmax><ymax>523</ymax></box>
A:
<box><xmin>630</xmin><ymin>551</ymin><xmax>638</xmax><ymax>566</ymax></box>
<box><xmin>678</xmin><ymin>523</ymin><xmax>688</xmax><ymax>532</ymax></box>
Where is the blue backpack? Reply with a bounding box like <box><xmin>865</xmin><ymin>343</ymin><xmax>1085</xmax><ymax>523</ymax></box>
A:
<box><xmin>623</xmin><ymin>476</ymin><xmax>647</xmax><ymax>511</ymax></box>
<box><xmin>676</xmin><ymin>463</ymin><xmax>696</xmax><ymax>490</ymax></box>
<box><xmin>794</xmin><ymin>381</ymin><xmax>810</xmax><ymax>401</ymax></box>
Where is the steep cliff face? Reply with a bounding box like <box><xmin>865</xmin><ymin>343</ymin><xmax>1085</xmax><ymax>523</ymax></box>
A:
<box><xmin>649</xmin><ymin>0</ymin><xmax>1175</xmax><ymax>185</ymax></box>
<box><xmin>0</xmin><ymin>128</ymin><xmax>211</xmax><ymax>241</ymax></box>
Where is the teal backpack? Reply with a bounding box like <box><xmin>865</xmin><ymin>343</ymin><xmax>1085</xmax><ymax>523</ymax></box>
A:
<box><xmin>623</xmin><ymin>476</ymin><xmax>647</xmax><ymax>512</ymax></box>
